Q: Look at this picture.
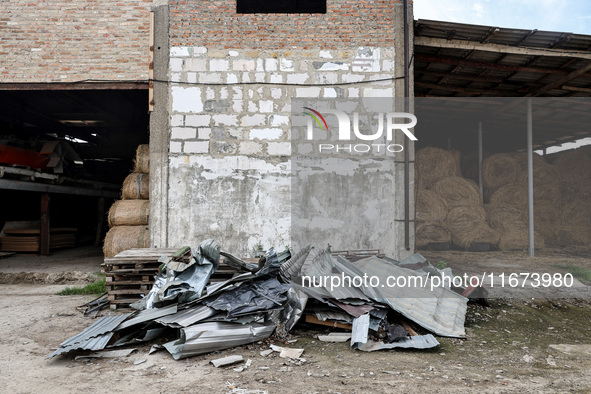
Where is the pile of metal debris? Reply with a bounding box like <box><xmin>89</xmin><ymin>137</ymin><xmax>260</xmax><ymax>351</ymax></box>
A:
<box><xmin>48</xmin><ymin>240</ymin><xmax>483</xmax><ymax>360</ymax></box>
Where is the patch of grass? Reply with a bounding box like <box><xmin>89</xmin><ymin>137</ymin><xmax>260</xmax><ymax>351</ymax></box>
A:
<box><xmin>557</xmin><ymin>264</ymin><xmax>591</xmax><ymax>285</ymax></box>
<box><xmin>436</xmin><ymin>260</ymin><xmax>448</xmax><ymax>270</ymax></box>
<box><xmin>57</xmin><ymin>273</ymin><xmax>106</xmax><ymax>295</ymax></box>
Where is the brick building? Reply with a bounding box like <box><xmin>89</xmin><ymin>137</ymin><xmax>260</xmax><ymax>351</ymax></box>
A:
<box><xmin>0</xmin><ymin>1</ymin><xmax>415</xmax><ymax>259</ymax></box>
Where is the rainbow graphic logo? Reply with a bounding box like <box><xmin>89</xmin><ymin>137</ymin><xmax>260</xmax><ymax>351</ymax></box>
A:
<box><xmin>303</xmin><ymin>107</ymin><xmax>329</xmax><ymax>133</ymax></box>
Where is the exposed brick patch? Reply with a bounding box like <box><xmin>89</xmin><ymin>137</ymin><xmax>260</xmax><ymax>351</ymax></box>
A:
<box><xmin>169</xmin><ymin>0</ymin><xmax>396</xmax><ymax>49</ymax></box>
<box><xmin>1</xmin><ymin>0</ymin><xmax>151</xmax><ymax>82</ymax></box>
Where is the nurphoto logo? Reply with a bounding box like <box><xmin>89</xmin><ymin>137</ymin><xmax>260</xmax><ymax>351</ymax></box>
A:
<box><xmin>302</xmin><ymin>107</ymin><xmax>418</xmax><ymax>154</ymax></box>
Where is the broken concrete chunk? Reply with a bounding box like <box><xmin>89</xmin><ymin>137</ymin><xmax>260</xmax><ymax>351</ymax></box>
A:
<box><xmin>269</xmin><ymin>344</ymin><xmax>304</xmax><ymax>359</ymax></box>
<box><xmin>210</xmin><ymin>355</ymin><xmax>244</xmax><ymax>368</ymax></box>
<box><xmin>260</xmin><ymin>349</ymin><xmax>273</xmax><ymax>357</ymax></box>
<box><xmin>317</xmin><ymin>332</ymin><xmax>352</xmax><ymax>342</ymax></box>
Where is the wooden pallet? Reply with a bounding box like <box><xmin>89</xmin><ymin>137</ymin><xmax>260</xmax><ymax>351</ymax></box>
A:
<box><xmin>103</xmin><ymin>247</ymin><xmax>244</xmax><ymax>309</ymax></box>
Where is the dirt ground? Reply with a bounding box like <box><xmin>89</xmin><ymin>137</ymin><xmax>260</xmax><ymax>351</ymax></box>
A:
<box><xmin>1</xmin><ymin>247</ymin><xmax>591</xmax><ymax>393</ymax></box>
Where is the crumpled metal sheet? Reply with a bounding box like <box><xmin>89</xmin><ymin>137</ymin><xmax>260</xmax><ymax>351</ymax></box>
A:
<box><xmin>277</xmin><ymin>286</ymin><xmax>307</xmax><ymax>334</ymax></box>
<box><xmin>115</xmin><ymin>304</ymin><xmax>178</xmax><ymax>331</ymax></box>
<box><xmin>279</xmin><ymin>245</ymin><xmax>313</xmax><ymax>282</ymax></box>
<box><xmin>205</xmin><ymin>278</ymin><xmax>290</xmax><ymax>317</ymax></box>
<box><xmin>351</xmin><ymin>313</ymin><xmax>370</xmax><ymax>347</ymax></box>
<box><xmin>111</xmin><ymin>327</ymin><xmax>168</xmax><ymax>347</ymax></box>
<box><xmin>300</xmin><ymin>250</ymin><xmax>467</xmax><ymax>338</ymax></box>
<box><xmin>312</xmin><ymin>309</ymin><xmax>353</xmax><ymax>324</ymax></box>
<box><xmin>255</xmin><ymin>248</ymin><xmax>291</xmax><ymax>278</ymax></box>
<box><xmin>351</xmin><ymin>256</ymin><xmax>467</xmax><ymax>338</ymax></box>
<box><xmin>47</xmin><ymin>314</ymin><xmax>131</xmax><ymax>358</ymax></box>
<box><xmin>220</xmin><ymin>251</ymin><xmax>259</xmax><ymax>272</ymax></box>
<box><xmin>163</xmin><ymin>321</ymin><xmax>276</xmax><ymax>360</ymax></box>
<box><xmin>48</xmin><ymin>333</ymin><xmax>114</xmax><ymax>358</ymax></box>
<box><xmin>356</xmin><ymin>334</ymin><xmax>440</xmax><ymax>351</ymax></box>
<box><xmin>158</xmin><ymin>239</ymin><xmax>221</xmax><ymax>304</ymax></box>
<box><xmin>156</xmin><ymin>305</ymin><xmax>219</xmax><ymax>328</ymax></box>
<box><xmin>301</xmin><ymin>251</ymin><xmax>370</xmax><ymax>302</ymax></box>
<box><xmin>133</xmin><ymin>240</ymin><xmax>222</xmax><ymax>310</ymax></box>
<box><xmin>330</xmin><ymin>300</ymin><xmax>374</xmax><ymax>318</ymax></box>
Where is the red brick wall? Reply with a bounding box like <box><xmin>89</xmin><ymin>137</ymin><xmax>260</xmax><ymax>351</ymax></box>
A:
<box><xmin>170</xmin><ymin>0</ymin><xmax>396</xmax><ymax>49</ymax></box>
<box><xmin>0</xmin><ymin>0</ymin><xmax>151</xmax><ymax>83</ymax></box>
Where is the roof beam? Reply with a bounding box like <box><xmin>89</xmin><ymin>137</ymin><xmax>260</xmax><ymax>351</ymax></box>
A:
<box><xmin>561</xmin><ymin>85</ymin><xmax>591</xmax><ymax>94</ymax></box>
<box><xmin>415</xmin><ymin>81</ymin><xmax>520</xmax><ymax>96</ymax></box>
<box><xmin>415</xmin><ymin>36</ymin><xmax>591</xmax><ymax>60</ymax></box>
<box><xmin>415</xmin><ymin>70</ymin><xmax>505</xmax><ymax>84</ymax></box>
<box><xmin>0</xmin><ymin>179</ymin><xmax>120</xmax><ymax>198</ymax></box>
<box><xmin>415</xmin><ymin>54</ymin><xmax>569</xmax><ymax>74</ymax></box>
<box><xmin>525</xmin><ymin>62</ymin><xmax>591</xmax><ymax>97</ymax></box>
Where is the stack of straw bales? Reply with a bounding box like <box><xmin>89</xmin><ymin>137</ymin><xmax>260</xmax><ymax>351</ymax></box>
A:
<box><xmin>103</xmin><ymin>145</ymin><xmax>150</xmax><ymax>257</ymax></box>
<box><xmin>418</xmin><ymin>147</ymin><xmax>591</xmax><ymax>251</ymax></box>
<box><xmin>484</xmin><ymin>152</ymin><xmax>561</xmax><ymax>249</ymax></box>
<box><xmin>415</xmin><ymin>147</ymin><xmax>499</xmax><ymax>250</ymax></box>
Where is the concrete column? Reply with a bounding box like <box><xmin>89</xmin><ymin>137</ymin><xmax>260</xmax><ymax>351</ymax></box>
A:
<box><xmin>393</xmin><ymin>0</ymin><xmax>414</xmax><ymax>260</ymax></box>
<box><xmin>149</xmin><ymin>1</ymin><xmax>171</xmax><ymax>248</ymax></box>
<box><xmin>527</xmin><ymin>99</ymin><xmax>535</xmax><ymax>257</ymax></box>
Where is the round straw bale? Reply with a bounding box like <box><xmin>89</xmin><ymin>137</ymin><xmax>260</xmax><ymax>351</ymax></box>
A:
<box><xmin>486</xmin><ymin>204</ymin><xmax>527</xmax><ymax>231</ymax></box>
<box><xmin>122</xmin><ymin>173</ymin><xmax>149</xmax><ymax>200</ymax></box>
<box><xmin>535</xmin><ymin>220</ymin><xmax>559</xmax><ymax>247</ymax></box>
<box><xmin>415</xmin><ymin>189</ymin><xmax>447</xmax><ymax>222</ymax></box>
<box><xmin>534</xmin><ymin>202</ymin><xmax>560</xmax><ymax>224</ymax></box>
<box><xmin>512</xmin><ymin>152</ymin><xmax>547</xmax><ymax>170</ymax></box>
<box><xmin>489</xmin><ymin>183</ymin><xmax>528</xmax><ymax>207</ymax></box>
<box><xmin>461</xmin><ymin>150</ymin><xmax>490</xmax><ymax>183</ymax></box>
<box><xmin>482</xmin><ymin>153</ymin><xmax>520</xmax><ymax>192</ymax></box>
<box><xmin>451</xmin><ymin>223</ymin><xmax>500</xmax><ymax>250</ymax></box>
<box><xmin>108</xmin><ymin>200</ymin><xmax>150</xmax><ymax>227</ymax></box>
<box><xmin>551</xmin><ymin>149</ymin><xmax>591</xmax><ymax>182</ymax></box>
<box><xmin>134</xmin><ymin>144</ymin><xmax>150</xmax><ymax>174</ymax></box>
<box><xmin>549</xmin><ymin>149</ymin><xmax>591</xmax><ymax>172</ymax></box>
<box><xmin>415</xmin><ymin>147</ymin><xmax>460</xmax><ymax>189</ymax></box>
<box><xmin>516</xmin><ymin>163</ymin><xmax>561</xmax><ymax>204</ymax></box>
<box><xmin>445</xmin><ymin>205</ymin><xmax>486</xmax><ymax>233</ymax></box>
<box><xmin>416</xmin><ymin>222</ymin><xmax>451</xmax><ymax>247</ymax></box>
<box><xmin>498</xmin><ymin>229</ymin><xmax>545</xmax><ymax>251</ymax></box>
<box><xmin>557</xmin><ymin>225</ymin><xmax>591</xmax><ymax>246</ymax></box>
<box><xmin>103</xmin><ymin>225</ymin><xmax>150</xmax><ymax>258</ymax></box>
<box><xmin>561</xmin><ymin>198</ymin><xmax>591</xmax><ymax>226</ymax></box>
<box><xmin>432</xmin><ymin>176</ymin><xmax>481</xmax><ymax>207</ymax></box>
<box><xmin>561</xmin><ymin>180</ymin><xmax>591</xmax><ymax>205</ymax></box>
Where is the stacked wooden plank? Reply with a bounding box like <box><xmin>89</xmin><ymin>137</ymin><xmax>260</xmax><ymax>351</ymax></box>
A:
<box><xmin>0</xmin><ymin>228</ymin><xmax>76</xmax><ymax>252</ymax></box>
<box><xmin>102</xmin><ymin>247</ymin><xmax>247</xmax><ymax>310</ymax></box>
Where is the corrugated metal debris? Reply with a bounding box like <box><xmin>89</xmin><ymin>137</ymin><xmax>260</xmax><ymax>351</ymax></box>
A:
<box><xmin>47</xmin><ymin>314</ymin><xmax>131</xmax><ymax>358</ymax></box>
<box><xmin>49</xmin><ymin>241</ymin><xmax>475</xmax><ymax>360</ymax></box>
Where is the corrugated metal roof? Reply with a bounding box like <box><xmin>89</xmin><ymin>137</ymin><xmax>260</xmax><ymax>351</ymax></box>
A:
<box><xmin>116</xmin><ymin>304</ymin><xmax>177</xmax><ymax>331</ymax></box>
<box><xmin>414</xmin><ymin>17</ymin><xmax>591</xmax><ymax>145</ymax></box>
<box><xmin>156</xmin><ymin>305</ymin><xmax>218</xmax><ymax>328</ymax></box>
<box><xmin>163</xmin><ymin>321</ymin><xmax>276</xmax><ymax>360</ymax></box>
<box><xmin>351</xmin><ymin>256</ymin><xmax>467</xmax><ymax>338</ymax></box>
<box><xmin>48</xmin><ymin>333</ymin><xmax>115</xmax><ymax>358</ymax></box>
<box><xmin>47</xmin><ymin>314</ymin><xmax>132</xmax><ymax>358</ymax></box>
<box><xmin>58</xmin><ymin>314</ymin><xmax>130</xmax><ymax>348</ymax></box>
